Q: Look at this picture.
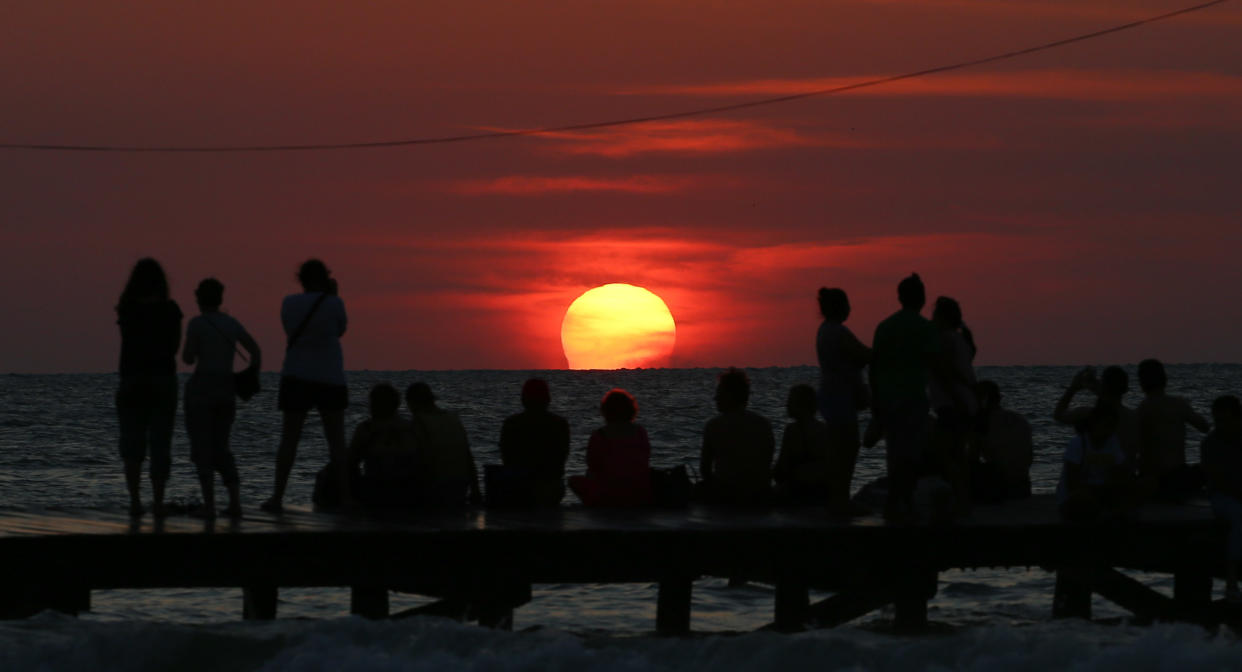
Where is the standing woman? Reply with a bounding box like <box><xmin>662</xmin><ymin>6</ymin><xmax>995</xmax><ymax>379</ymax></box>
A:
<box><xmin>116</xmin><ymin>258</ymin><xmax>183</xmax><ymax>517</ymax></box>
<box><xmin>262</xmin><ymin>259</ymin><xmax>348</xmax><ymax>512</ymax></box>
<box><xmin>182</xmin><ymin>278</ymin><xmax>261</xmax><ymax>517</ymax></box>
<box><xmin>816</xmin><ymin>288</ymin><xmax>872</xmax><ymax>514</ymax></box>
<box><xmin>930</xmin><ymin>296</ymin><xmax>978</xmax><ymax>514</ymax></box>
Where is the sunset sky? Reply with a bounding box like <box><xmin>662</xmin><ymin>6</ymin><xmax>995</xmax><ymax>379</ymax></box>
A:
<box><xmin>1</xmin><ymin>0</ymin><xmax>1239</xmax><ymax>373</ymax></box>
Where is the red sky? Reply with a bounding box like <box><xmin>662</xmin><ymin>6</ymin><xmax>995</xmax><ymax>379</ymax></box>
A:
<box><xmin>1</xmin><ymin>0</ymin><xmax>1240</xmax><ymax>372</ymax></box>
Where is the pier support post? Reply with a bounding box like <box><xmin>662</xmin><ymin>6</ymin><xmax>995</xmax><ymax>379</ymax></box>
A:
<box><xmin>243</xmin><ymin>585</ymin><xmax>278</xmax><ymax>620</ymax></box>
<box><xmin>774</xmin><ymin>574</ymin><xmax>809</xmax><ymax>632</ymax></box>
<box><xmin>1173</xmin><ymin>570</ymin><xmax>1212</xmax><ymax>619</ymax></box>
<box><xmin>656</xmin><ymin>575</ymin><xmax>693</xmax><ymax>636</ymax></box>
<box><xmin>1052</xmin><ymin>569</ymin><xmax>1092</xmax><ymax>620</ymax></box>
<box><xmin>893</xmin><ymin>569</ymin><xmax>936</xmax><ymax>632</ymax></box>
<box><xmin>350</xmin><ymin>586</ymin><xmax>390</xmax><ymax>619</ymax></box>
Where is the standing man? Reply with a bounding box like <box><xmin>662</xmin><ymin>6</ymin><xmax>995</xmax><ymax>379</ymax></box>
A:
<box><xmin>870</xmin><ymin>273</ymin><xmax>940</xmax><ymax>521</ymax></box>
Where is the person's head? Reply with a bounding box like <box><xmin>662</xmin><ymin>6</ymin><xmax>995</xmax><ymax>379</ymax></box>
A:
<box><xmin>600</xmin><ymin>388</ymin><xmax>637</xmax><ymax>424</ymax></box>
<box><xmin>1212</xmin><ymin>395</ymin><xmax>1241</xmax><ymax>439</ymax></box>
<box><xmin>817</xmin><ymin>288</ymin><xmax>850</xmax><ymax>323</ymax></box>
<box><xmin>297</xmin><ymin>259</ymin><xmax>334</xmax><ymax>293</ymax></box>
<box><xmin>897</xmin><ymin>273</ymin><xmax>925</xmax><ymax>311</ymax></box>
<box><xmin>521</xmin><ymin>378</ymin><xmax>551</xmax><ymax>412</ymax></box>
<box><xmin>405</xmin><ymin>381</ymin><xmax>435</xmax><ymax>411</ymax></box>
<box><xmin>1079</xmin><ymin>402</ymin><xmax>1119</xmax><ymax>446</ymax></box>
<box><xmin>932</xmin><ymin>296</ymin><xmax>962</xmax><ymax>328</ymax></box>
<box><xmin>976</xmin><ymin>380</ymin><xmax>1002</xmax><ymax>412</ymax></box>
<box><xmin>194</xmin><ymin>278</ymin><xmax>224</xmax><ymax>311</ymax></box>
<box><xmin>370</xmin><ymin>383</ymin><xmax>401</xmax><ymax>420</ymax></box>
<box><xmin>715</xmin><ymin>367</ymin><xmax>751</xmax><ymax>413</ymax></box>
<box><xmin>1100</xmin><ymin>366</ymin><xmax>1129</xmax><ymax>400</ymax></box>
<box><xmin>118</xmin><ymin>257</ymin><xmax>169</xmax><ymax>309</ymax></box>
<box><xmin>1138</xmin><ymin>359</ymin><xmax>1167</xmax><ymax>394</ymax></box>
<box><xmin>786</xmin><ymin>384</ymin><xmax>817</xmax><ymax>420</ymax></box>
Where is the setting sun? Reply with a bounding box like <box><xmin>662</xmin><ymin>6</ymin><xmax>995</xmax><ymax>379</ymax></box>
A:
<box><xmin>561</xmin><ymin>284</ymin><xmax>677</xmax><ymax>369</ymax></box>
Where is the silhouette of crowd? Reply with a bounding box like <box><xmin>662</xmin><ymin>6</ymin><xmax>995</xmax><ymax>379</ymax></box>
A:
<box><xmin>115</xmin><ymin>260</ymin><xmax>1242</xmax><ymax>601</ymax></box>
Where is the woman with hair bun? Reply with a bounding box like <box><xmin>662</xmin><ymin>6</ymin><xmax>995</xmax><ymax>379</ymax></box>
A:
<box><xmin>816</xmin><ymin>287</ymin><xmax>872</xmax><ymax>514</ymax></box>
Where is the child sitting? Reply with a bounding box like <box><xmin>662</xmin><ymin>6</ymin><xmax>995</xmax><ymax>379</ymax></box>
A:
<box><xmin>773</xmin><ymin>385</ymin><xmax>830</xmax><ymax>505</ymax></box>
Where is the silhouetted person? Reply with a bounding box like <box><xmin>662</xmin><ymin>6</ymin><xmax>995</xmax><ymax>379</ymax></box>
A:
<box><xmin>972</xmin><ymin>381</ymin><xmax>1032</xmax><ymax>501</ymax></box>
<box><xmin>870</xmin><ymin>273</ymin><xmax>939</xmax><ymax>521</ymax></box>
<box><xmin>774</xmin><ymin>384</ymin><xmax>829</xmax><ymax>505</ymax></box>
<box><xmin>701</xmin><ymin>368</ymin><xmax>775</xmax><ymax>506</ymax></box>
<box><xmin>929</xmin><ymin>296</ymin><xmax>977</xmax><ymax>514</ymax></box>
<box><xmin>1202</xmin><ymin>395</ymin><xmax>1242</xmax><ymax>602</ymax></box>
<box><xmin>498</xmin><ymin>378</ymin><xmax>571</xmax><ymax>506</ymax></box>
<box><xmin>1136</xmin><ymin>358</ymin><xmax>1210</xmax><ymax>502</ymax></box>
<box><xmin>569</xmin><ymin>389</ymin><xmax>653</xmax><ymax>507</ymax></box>
<box><xmin>1058</xmin><ymin>403</ymin><xmax>1129</xmax><ymax>521</ymax></box>
<box><xmin>181</xmin><ymin>278</ymin><xmax>261</xmax><ymax>518</ymax></box>
<box><xmin>816</xmin><ymin>288</ymin><xmax>872</xmax><ymax>513</ymax></box>
<box><xmin>116</xmin><ymin>258</ymin><xmax>182</xmax><ymax>517</ymax></box>
<box><xmin>407</xmin><ymin>382</ymin><xmax>481</xmax><ymax>508</ymax></box>
<box><xmin>1054</xmin><ymin>366</ymin><xmax>1139</xmax><ymax>465</ymax></box>
<box><xmin>349</xmin><ymin>383</ymin><xmax>419</xmax><ymax>508</ymax></box>
<box><xmin>263</xmin><ymin>259</ymin><xmax>349</xmax><ymax>513</ymax></box>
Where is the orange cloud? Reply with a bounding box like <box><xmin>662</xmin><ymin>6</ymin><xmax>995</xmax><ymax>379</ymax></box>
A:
<box><xmin>445</xmin><ymin>174</ymin><xmax>717</xmax><ymax>195</ymax></box>
<box><xmin>524</xmin><ymin>119</ymin><xmax>859</xmax><ymax>157</ymax></box>
<box><xmin>619</xmin><ymin>69</ymin><xmax>1242</xmax><ymax>102</ymax></box>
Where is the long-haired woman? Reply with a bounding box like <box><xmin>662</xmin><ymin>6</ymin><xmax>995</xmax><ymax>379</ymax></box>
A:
<box><xmin>115</xmin><ymin>258</ymin><xmax>183</xmax><ymax>516</ymax></box>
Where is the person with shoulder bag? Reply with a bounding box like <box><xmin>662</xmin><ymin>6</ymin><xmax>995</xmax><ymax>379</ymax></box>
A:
<box><xmin>262</xmin><ymin>259</ymin><xmax>349</xmax><ymax>512</ymax></box>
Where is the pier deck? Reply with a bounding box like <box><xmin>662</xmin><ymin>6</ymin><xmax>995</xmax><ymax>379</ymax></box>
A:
<box><xmin>0</xmin><ymin>496</ymin><xmax>1231</xmax><ymax>632</ymax></box>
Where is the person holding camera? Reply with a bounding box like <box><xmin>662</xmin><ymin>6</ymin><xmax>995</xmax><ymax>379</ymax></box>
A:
<box><xmin>262</xmin><ymin>259</ymin><xmax>349</xmax><ymax>512</ymax></box>
<box><xmin>1053</xmin><ymin>365</ymin><xmax>1140</xmax><ymax>469</ymax></box>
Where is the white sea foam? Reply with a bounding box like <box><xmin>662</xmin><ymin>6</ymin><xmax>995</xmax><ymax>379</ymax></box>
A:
<box><xmin>2</xmin><ymin>615</ymin><xmax>1241</xmax><ymax>671</ymax></box>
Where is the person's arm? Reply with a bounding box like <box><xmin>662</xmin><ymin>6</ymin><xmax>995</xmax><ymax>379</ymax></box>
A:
<box><xmin>237</xmin><ymin>327</ymin><xmax>261</xmax><ymax>371</ymax></box>
<box><xmin>335</xmin><ymin>297</ymin><xmax>348</xmax><ymax>338</ymax></box>
<box><xmin>1182</xmin><ymin>399</ymin><xmax>1211</xmax><ymax>434</ymax></box>
<box><xmin>556</xmin><ymin>418</ymin><xmax>571</xmax><ymax>472</ymax></box>
<box><xmin>586</xmin><ymin>431</ymin><xmax>604</xmax><ymax>475</ymax></box>
<box><xmin>167</xmin><ymin>308</ymin><xmax>183</xmax><ymax>360</ymax></box>
<box><xmin>498</xmin><ymin>417</ymin><xmax>515</xmax><ymax>466</ymax></box>
<box><xmin>843</xmin><ymin>328</ymin><xmax>873</xmax><ymax>366</ymax></box>
<box><xmin>1054</xmin><ymin>380</ymin><xmax>1086</xmax><ymax>425</ymax></box>
<box><xmin>700</xmin><ymin>426</ymin><xmax>715</xmax><ymax>483</ymax></box>
<box><xmin>774</xmin><ymin>424</ymin><xmax>796</xmax><ymax>484</ymax></box>
<box><xmin>181</xmin><ymin>320</ymin><xmax>198</xmax><ymax>366</ymax></box>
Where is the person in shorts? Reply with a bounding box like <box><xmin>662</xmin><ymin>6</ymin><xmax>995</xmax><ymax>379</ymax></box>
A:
<box><xmin>262</xmin><ymin>259</ymin><xmax>349</xmax><ymax>512</ymax></box>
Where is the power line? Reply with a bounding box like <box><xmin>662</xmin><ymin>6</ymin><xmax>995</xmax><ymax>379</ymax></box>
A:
<box><xmin>0</xmin><ymin>0</ymin><xmax>1229</xmax><ymax>153</ymax></box>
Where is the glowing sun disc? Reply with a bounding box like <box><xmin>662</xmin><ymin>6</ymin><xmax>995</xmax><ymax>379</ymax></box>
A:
<box><xmin>561</xmin><ymin>284</ymin><xmax>676</xmax><ymax>369</ymax></box>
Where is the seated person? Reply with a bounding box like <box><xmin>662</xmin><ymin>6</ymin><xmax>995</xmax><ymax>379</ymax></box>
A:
<box><xmin>348</xmin><ymin>383</ymin><xmax>419</xmax><ymax>508</ymax></box>
<box><xmin>701</xmin><ymin>368</ymin><xmax>775</xmax><ymax>506</ymax></box>
<box><xmin>1054</xmin><ymin>365</ymin><xmax>1140</xmax><ymax>466</ymax></box>
<box><xmin>569</xmin><ymin>389</ymin><xmax>652</xmax><ymax>507</ymax></box>
<box><xmin>773</xmin><ymin>384</ymin><xmax>829</xmax><ymax>505</ymax></box>
<box><xmin>1057</xmin><ymin>404</ymin><xmax>1129</xmax><ymax>521</ymax></box>
<box><xmin>1136</xmin><ymin>359</ymin><xmax>1211</xmax><ymax>502</ymax></box>
<box><xmin>496</xmin><ymin>378</ymin><xmax>571</xmax><ymax>506</ymax></box>
<box><xmin>406</xmin><ymin>382</ymin><xmax>481</xmax><ymax>508</ymax></box>
<box><xmin>1202</xmin><ymin>395</ymin><xmax>1242</xmax><ymax>603</ymax></box>
<box><xmin>972</xmin><ymin>381</ymin><xmax>1033</xmax><ymax>502</ymax></box>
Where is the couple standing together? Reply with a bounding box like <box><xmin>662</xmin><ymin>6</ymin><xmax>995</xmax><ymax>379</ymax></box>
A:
<box><xmin>817</xmin><ymin>273</ymin><xmax>977</xmax><ymax>518</ymax></box>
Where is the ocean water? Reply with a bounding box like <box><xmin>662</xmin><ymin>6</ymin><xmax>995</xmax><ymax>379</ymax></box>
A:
<box><xmin>2</xmin><ymin>364</ymin><xmax>1240</xmax><ymax>669</ymax></box>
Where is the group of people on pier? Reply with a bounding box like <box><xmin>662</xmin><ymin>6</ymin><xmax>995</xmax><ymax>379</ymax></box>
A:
<box><xmin>114</xmin><ymin>258</ymin><xmax>1242</xmax><ymax>601</ymax></box>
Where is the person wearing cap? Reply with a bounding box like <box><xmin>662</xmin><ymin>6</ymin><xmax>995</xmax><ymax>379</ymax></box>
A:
<box><xmin>498</xmin><ymin>379</ymin><xmax>571</xmax><ymax>506</ymax></box>
<box><xmin>406</xmin><ymin>382</ymin><xmax>481</xmax><ymax>507</ymax></box>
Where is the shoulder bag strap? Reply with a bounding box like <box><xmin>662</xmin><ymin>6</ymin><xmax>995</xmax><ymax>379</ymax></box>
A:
<box><xmin>202</xmin><ymin>314</ymin><xmax>249</xmax><ymax>364</ymax></box>
<box><xmin>286</xmin><ymin>292</ymin><xmax>330</xmax><ymax>351</ymax></box>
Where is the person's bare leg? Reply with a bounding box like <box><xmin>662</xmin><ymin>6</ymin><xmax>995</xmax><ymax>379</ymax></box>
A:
<box><xmin>124</xmin><ymin>459</ymin><xmax>144</xmax><ymax>516</ymax></box>
<box><xmin>151</xmin><ymin>477</ymin><xmax>167</xmax><ymax>517</ymax></box>
<box><xmin>265</xmin><ymin>409</ymin><xmax>307</xmax><ymax>511</ymax></box>
<box><xmin>320</xmin><ymin>408</ymin><xmax>348</xmax><ymax>496</ymax></box>
<box><xmin>196</xmin><ymin>468</ymin><xmax>216</xmax><ymax>518</ymax></box>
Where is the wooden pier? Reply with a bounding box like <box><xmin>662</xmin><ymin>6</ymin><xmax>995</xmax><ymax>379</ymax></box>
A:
<box><xmin>0</xmin><ymin>496</ymin><xmax>1234</xmax><ymax>633</ymax></box>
